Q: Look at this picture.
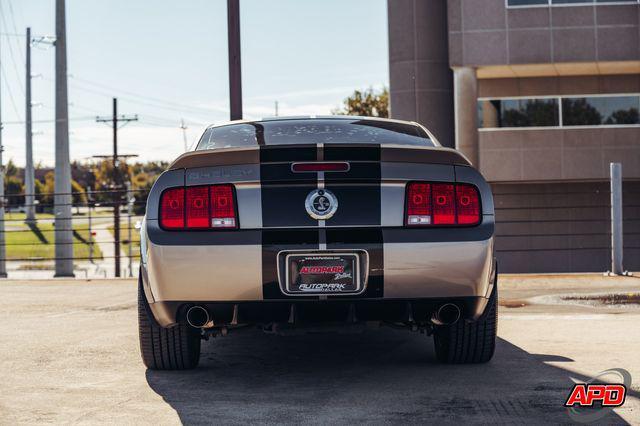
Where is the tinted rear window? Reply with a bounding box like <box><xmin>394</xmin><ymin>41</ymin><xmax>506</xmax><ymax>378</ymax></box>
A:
<box><xmin>196</xmin><ymin>119</ymin><xmax>434</xmax><ymax>150</ymax></box>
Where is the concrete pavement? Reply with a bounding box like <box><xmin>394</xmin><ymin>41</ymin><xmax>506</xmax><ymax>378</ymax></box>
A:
<box><xmin>0</xmin><ymin>274</ymin><xmax>638</xmax><ymax>424</ymax></box>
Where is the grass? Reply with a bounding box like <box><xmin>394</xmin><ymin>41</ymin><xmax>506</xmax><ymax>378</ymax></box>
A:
<box><xmin>3</xmin><ymin>213</ymin><xmax>103</xmax><ymax>261</ymax></box>
<box><xmin>107</xmin><ymin>224</ymin><xmax>141</xmax><ymax>256</ymax></box>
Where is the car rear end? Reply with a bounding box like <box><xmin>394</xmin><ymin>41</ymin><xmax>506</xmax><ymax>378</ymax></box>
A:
<box><xmin>137</xmin><ymin>117</ymin><xmax>497</xmax><ymax>369</ymax></box>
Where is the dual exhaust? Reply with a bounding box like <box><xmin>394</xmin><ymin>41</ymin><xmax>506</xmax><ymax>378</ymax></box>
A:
<box><xmin>188</xmin><ymin>303</ymin><xmax>461</xmax><ymax>328</ymax></box>
<box><xmin>431</xmin><ymin>303</ymin><xmax>461</xmax><ymax>326</ymax></box>
<box><xmin>186</xmin><ymin>306</ymin><xmax>213</xmax><ymax>328</ymax></box>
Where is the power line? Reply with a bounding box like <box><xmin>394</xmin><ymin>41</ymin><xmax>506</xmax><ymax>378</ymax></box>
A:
<box><xmin>0</xmin><ymin>4</ymin><xmax>24</xmax><ymax>95</ymax></box>
<box><xmin>70</xmin><ymin>75</ymin><xmax>218</xmax><ymax>114</ymax></box>
<box><xmin>0</xmin><ymin>63</ymin><xmax>21</xmax><ymax>119</ymax></box>
<box><xmin>1</xmin><ymin>116</ymin><xmax>95</xmax><ymax>125</ymax></box>
<box><xmin>5</xmin><ymin>0</ymin><xmax>25</xmax><ymax>63</ymax></box>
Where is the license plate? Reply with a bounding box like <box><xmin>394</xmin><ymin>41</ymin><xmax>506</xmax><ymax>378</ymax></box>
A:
<box><xmin>285</xmin><ymin>253</ymin><xmax>360</xmax><ymax>294</ymax></box>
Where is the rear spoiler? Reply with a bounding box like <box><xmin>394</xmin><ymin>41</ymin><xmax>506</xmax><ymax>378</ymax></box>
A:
<box><xmin>169</xmin><ymin>144</ymin><xmax>471</xmax><ymax>170</ymax></box>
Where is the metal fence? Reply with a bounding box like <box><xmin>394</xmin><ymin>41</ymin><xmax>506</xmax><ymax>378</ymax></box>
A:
<box><xmin>0</xmin><ymin>187</ymin><xmax>149</xmax><ymax>279</ymax></box>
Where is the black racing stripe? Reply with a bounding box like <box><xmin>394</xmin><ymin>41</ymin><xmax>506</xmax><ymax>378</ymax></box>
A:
<box><xmin>262</xmin><ymin>229</ymin><xmax>319</xmax><ymax>299</ymax></box>
<box><xmin>324</xmin><ymin>144</ymin><xmax>381</xmax><ymax>161</ymax></box>
<box><xmin>323</xmin><ymin>184</ymin><xmax>380</xmax><ymax>226</ymax></box>
<box><xmin>260</xmin><ymin>144</ymin><xmax>316</xmax><ymax>162</ymax></box>
<box><xmin>326</xmin><ymin>228</ymin><xmax>384</xmax><ymax>298</ymax></box>
<box><xmin>324</xmin><ymin>146</ymin><xmax>381</xmax><ymax>227</ymax></box>
<box><xmin>260</xmin><ymin>145</ymin><xmax>318</xmax><ymax>228</ymax></box>
<box><xmin>260</xmin><ymin>145</ymin><xmax>320</xmax><ymax>299</ymax></box>
<box><xmin>261</xmin><ymin>184</ymin><xmax>318</xmax><ymax>228</ymax></box>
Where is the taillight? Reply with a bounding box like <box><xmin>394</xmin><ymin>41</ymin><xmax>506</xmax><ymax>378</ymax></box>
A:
<box><xmin>186</xmin><ymin>187</ymin><xmax>209</xmax><ymax>228</ymax></box>
<box><xmin>456</xmin><ymin>184</ymin><xmax>481</xmax><ymax>225</ymax></box>
<box><xmin>406</xmin><ymin>183</ymin><xmax>432</xmax><ymax>225</ymax></box>
<box><xmin>405</xmin><ymin>182</ymin><xmax>480</xmax><ymax>226</ymax></box>
<box><xmin>432</xmin><ymin>184</ymin><xmax>455</xmax><ymax>225</ymax></box>
<box><xmin>160</xmin><ymin>184</ymin><xmax>238</xmax><ymax>230</ymax></box>
<box><xmin>210</xmin><ymin>184</ymin><xmax>236</xmax><ymax>228</ymax></box>
<box><xmin>160</xmin><ymin>188</ymin><xmax>184</xmax><ymax>229</ymax></box>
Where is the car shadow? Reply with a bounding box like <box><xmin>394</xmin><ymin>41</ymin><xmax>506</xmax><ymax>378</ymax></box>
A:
<box><xmin>145</xmin><ymin>328</ymin><xmax>631</xmax><ymax>424</ymax></box>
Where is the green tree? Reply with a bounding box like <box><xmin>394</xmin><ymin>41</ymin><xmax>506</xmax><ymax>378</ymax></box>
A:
<box><xmin>5</xmin><ymin>176</ymin><xmax>24</xmax><ymax>207</ymax></box>
<box><xmin>5</xmin><ymin>159</ymin><xmax>18</xmax><ymax>177</ymax></box>
<box><xmin>333</xmin><ymin>87</ymin><xmax>389</xmax><ymax>118</ymax></box>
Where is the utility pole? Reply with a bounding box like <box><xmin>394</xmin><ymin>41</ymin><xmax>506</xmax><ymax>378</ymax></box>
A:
<box><xmin>96</xmin><ymin>98</ymin><xmax>137</xmax><ymax>278</ymax></box>
<box><xmin>180</xmin><ymin>118</ymin><xmax>188</xmax><ymax>151</ymax></box>
<box><xmin>275</xmin><ymin>101</ymin><xmax>278</xmax><ymax>117</ymax></box>
<box><xmin>54</xmin><ymin>0</ymin><xmax>74</xmax><ymax>277</ymax></box>
<box><xmin>227</xmin><ymin>0</ymin><xmax>242</xmax><ymax>120</ymax></box>
<box><xmin>25</xmin><ymin>27</ymin><xmax>35</xmax><ymax>224</ymax></box>
<box><xmin>0</xmin><ymin>34</ymin><xmax>7</xmax><ymax>278</ymax></box>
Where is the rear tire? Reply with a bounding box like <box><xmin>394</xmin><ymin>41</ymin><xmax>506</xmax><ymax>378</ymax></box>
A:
<box><xmin>138</xmin><ymin>274</ymin><xmax>201</xmax><ymax>370</ymax></box>
<box><xmin>433</xmin><ymin>285</ymin><xmax>497</xmax><ymax>364</ymax></box>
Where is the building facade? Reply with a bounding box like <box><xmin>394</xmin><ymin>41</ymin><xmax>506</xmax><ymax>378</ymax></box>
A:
<box><xmin>388</xmin><ymin>0</ymin><xmax>640</xmax><ymax>272</ymax></box>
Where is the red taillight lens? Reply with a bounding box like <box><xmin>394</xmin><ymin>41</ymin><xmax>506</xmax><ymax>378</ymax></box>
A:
<box><xmin>210</xmin><ymin>184</ymin><xmax>237</xmax><ymax>228</ymax></box>
<box><xmin>160</xmin><ymin>188</ymin><xmax>185</xmax><ymax>229</ymax></box>
<box><xmin>186</xmin><ymin>186</ymin><xmax>209</xmax><ymax>228</ymax></box>
<box><xmin>456</xmin><ymin>184</ymin><xmax>480</xmax><ymax>225</ymax></box>
<box><xmin>406</xmin><ymin>183</ymin><xmax>432</xmax><ymax>225</ymax></box>
<box><xmin>405</xmin><ymin>182</ymin><xmax>481</xmax><ymax>226</ymax></box>
<box><xmin>432</xmin><ymin>184</ymin><xmax>456</xmax><ymax>225</ymax></box>
<box><xmin>160</xmin><ymin>184</ymin><xmax>237</xmax><ymax>230</ymax></box>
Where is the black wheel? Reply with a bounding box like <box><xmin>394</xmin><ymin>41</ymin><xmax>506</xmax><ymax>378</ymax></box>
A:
<box><xmin>433</xmin><ymin>285</ymin><xmax>497</xmax><ymax>364</ymax></box>
<box><xmin>138</xmin><ymin>274</ymin><xmax>201</xmax><ymax>370</ymax></box>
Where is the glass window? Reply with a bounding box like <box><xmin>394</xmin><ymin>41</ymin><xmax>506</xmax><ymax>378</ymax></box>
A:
<box><xmin>562</xmin><ymin>96</ymin><xmax>640</xmax><ymax>126</ymax></box>
<box><xmin>196</xmin><ymin>118</ymin><xmax>434</xmax><ymax>150</ymax></box>
<box><xmin>507</xmin><ymin>0</ymin><xmax>548</xmax><ymax>5</ymax></box>
<box><xmin>508</xmin><ymin>0</ymin><xmax>639</xmax><ymax>6</ymax></box>
<box><xmin>551</xmin><ymin>0</ymin><xmax>593</xmax><ymax>4</ymax></box>
<box><xmin>478</xmin><ymin>98</ymin><xmax>559</xmax><ymax>128</ymax></box>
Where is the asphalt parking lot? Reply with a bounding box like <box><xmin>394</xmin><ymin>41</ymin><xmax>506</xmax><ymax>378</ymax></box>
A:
<box><xmin>0</xmin><ymin>275</ymin><xmax>639</xmax><ymax>424</ymax></box>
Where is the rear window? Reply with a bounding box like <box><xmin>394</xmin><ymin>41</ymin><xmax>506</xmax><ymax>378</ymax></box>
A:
<box><xmin>195</xmin><ymin>119</ymin><xmax>434</xmax><ymax>150</ymax></box>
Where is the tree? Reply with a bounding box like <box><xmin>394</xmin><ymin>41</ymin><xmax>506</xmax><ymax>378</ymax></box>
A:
<box><xmin>4</xmin><ymin>176</ymin><xmax>24</xmax><ymax>207</ymax></box>
<box><xmin>5</xmin><ymin>159</ymin><xmax>18</xmax><ymax>177</ymax></box>
<box><xmin>333</xmin><ymin>87</ymin><xmax>389</xmax><ymax>118</ymax></box>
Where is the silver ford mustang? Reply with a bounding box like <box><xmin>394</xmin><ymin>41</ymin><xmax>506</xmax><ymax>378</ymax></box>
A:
<box><xmin>138</xmin><ymin>116</ymin><xmax>497</xmax><ymax>370</ymax></box>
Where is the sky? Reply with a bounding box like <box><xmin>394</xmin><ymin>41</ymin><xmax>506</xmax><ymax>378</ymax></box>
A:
<box><xmin>0</xmin><ymin>0</ymin><xmax>388</xmax><ymax>166</ymax></box>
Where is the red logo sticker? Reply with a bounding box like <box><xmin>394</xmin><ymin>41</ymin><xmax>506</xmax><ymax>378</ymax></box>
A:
<box><xmin>300</xmin><ymin>266</ymin><xmax>345</xmax><ymax>274</ymax></box>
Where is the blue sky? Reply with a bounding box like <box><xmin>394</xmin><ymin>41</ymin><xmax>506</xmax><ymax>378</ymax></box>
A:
<box><xmin>0</xmin><ymin>0</ymin><xmax>388</xmax><ymax>166</ymax></box>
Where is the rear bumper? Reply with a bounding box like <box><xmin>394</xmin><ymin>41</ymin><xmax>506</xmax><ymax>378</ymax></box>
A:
<box><xmin>145</xmin><ymin>296</ymin><xmax>492</xmax><ymax>328</ymax></box>
<box><xmin>141</xmin><ymin>229</ymin><xmax>495</xmax><ymax>327</ymax></box>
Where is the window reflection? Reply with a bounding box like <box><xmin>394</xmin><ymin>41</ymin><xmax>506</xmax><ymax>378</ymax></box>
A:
<box><xmin>508</xmin><ymin>0</ymin><xmax>638</xmax><ymax>5</ymax></box>
<box><xmin>562</xmin><ymin>97</ymin><xmax>640</xmax><ymax>126</ymax></box>
<box><xmin>478</xmin><ymin>98</ymin><xmax>558</xmax><ymax>128</ymax></box>
<box><xmin>478</xmin><ymin>95</ymin><xmax>640</xmax><ymax>128</ymax></box>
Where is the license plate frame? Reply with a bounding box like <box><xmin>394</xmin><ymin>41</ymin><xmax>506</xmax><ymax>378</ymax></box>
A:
<box><xmin>284</xmin><ymin>252</ymin><xmax>361</xmax><ymax>295</ymax></box>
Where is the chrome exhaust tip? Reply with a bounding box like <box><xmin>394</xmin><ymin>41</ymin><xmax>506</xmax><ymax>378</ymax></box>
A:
<box><xmin>186</xmin><ymin>305</ymin><xmax>213</xmax><ymax>328</ymax></box>
<box><xmin>432</xmin><ymin>303</ymin><xmax>461</xmax><ymax>326</ymax></box>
